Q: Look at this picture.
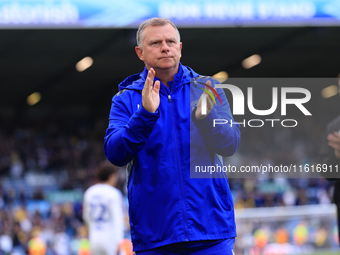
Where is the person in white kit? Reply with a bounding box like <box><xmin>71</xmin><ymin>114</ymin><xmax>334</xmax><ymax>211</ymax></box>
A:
<box><xmin>83</xmin><ymin>161</ymin><xmax>124</xmax><ymax>255</ymax></box>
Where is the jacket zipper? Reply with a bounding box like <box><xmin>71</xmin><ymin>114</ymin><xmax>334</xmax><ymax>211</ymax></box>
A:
<box><xmin>168</xmin><ymin>90</ymin><xmax>189</xmax><ymax>241</ymax></box>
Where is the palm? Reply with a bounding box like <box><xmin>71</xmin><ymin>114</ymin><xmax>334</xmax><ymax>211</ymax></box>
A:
<box><xmin>142</xmin><ymin>68</ymin><xmax>160</xmax><ymax>113</ymax></box>
<box><xmin>195</xmin><ymin>80</ymin><xmax>215</xmax><ymax>119</ymax></box>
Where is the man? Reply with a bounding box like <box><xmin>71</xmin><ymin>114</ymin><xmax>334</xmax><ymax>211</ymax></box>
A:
<box><xmin>318</xmin><ymin>74</ymin><xmax>340</xmax><ymax>244</ymax></box>
<box><xmin>104</xmin><ymin>18</ymin><xmax>240</xmax><ymax>254</ymax></box>
<box><xmin>83</xmin><ymin>161</ymin><xmax>124</xmax><ymax>255</ymax></box>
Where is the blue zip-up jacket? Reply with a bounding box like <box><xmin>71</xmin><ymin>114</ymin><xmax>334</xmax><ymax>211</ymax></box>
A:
<box><xmin>104</xmin><ymin>63</ymin><xmax>240</xmax><ymax>251</ymax></box>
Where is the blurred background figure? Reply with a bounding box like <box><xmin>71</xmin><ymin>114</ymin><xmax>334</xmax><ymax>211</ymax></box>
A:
<box><xmin>83</xmin><ymin>161</ymin><xmax>124</xmax><ymax>255</ymax></box>
<box><xmin>319</xmin><ymin>74</ymin><xmax>340</xmax><ymax>245</ymax></box>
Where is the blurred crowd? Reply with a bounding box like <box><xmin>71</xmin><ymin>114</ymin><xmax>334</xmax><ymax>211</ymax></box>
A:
<box><xmin>0</xmin><ymin>201</ymin><xmax>86</xmax><ymax>254</ymax></box>
<box><xmin>0</xmin><ymin>117</ymin><xmax>129</xmax><ymax>254</ymax></box>
<box><xmin>0</xmin><ymin>117</ymin><xmax>109</xmax><ymax>190</ymax></box>
<box><xmin>0</xmin><ymin>114</ymin><xmax>337</xmax><ymax>254</ymax></box>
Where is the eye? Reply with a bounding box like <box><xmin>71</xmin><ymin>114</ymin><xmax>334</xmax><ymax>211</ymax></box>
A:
<box><xmin>167</xmin><ymin>40</ymin><xmax>176</xmax><ymax>46</ymax></box>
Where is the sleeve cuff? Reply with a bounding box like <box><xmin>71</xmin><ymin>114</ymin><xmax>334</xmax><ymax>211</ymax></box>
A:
<box><xmin>139</xmin><ymin>105</ymin><xmax>160</xmax><ymax>117</ymax></box>
<box><xmin>191</xmin><ymin>106</ymin><xmax>220</xmax><ymax>130</ymax></box>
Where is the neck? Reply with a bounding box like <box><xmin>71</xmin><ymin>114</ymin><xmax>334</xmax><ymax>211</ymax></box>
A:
<box><xmin>150</xmin><ymin>66</ymin><xmax>179</xmax><ymax>87</ymax></box>
<box><xmin>98</xmin><ymin>180</ymin><xmax>114</xmax><ymax>187</ymax></box>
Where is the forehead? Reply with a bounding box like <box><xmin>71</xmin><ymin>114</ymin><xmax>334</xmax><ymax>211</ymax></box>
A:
<box><xmin>143</xmin><ymin>24</ymin><xmax>177</xmax><ymax>41</ymax></box>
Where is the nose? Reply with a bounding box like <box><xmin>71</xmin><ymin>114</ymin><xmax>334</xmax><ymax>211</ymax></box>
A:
<box><xmin>160</xmin><ymin>41</ymin><xmax>170</xmax><ymax>53</ymax></box>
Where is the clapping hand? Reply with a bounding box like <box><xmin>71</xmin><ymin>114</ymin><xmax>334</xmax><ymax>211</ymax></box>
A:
<box><xmin>142</xmin><ymin>68</ymin><xmax>160</xmax><ymax>113</ymax></box>
<box><xmin>327</xmin><ymin>131</ymin><xmax>340</xmax><ymax>159</ymax></box>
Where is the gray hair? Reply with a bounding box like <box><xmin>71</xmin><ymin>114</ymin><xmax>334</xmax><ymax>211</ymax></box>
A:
<box><xmin>136</xmin><ymin>18</ymin><xmax>181</xmax><ymax>48</ymax></box>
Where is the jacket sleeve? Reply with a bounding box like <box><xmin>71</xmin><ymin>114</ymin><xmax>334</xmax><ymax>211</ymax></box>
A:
<box><xmin>104</xmin><ymin>93</ymin><xmax>160</xmax><ymax>166</ymax></box>
<box><xmin>191</xmin><ymin>88</ymin><xmax>240</xmax><ymax>157</ymax></box>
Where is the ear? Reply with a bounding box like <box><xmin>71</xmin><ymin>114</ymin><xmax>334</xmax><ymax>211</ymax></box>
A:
<box><xmin>135</xmin><ymin>46</ymin><xmax>144</xmax><ymax>61</ymax></box>
<box><xmin>179</xmin><ymin>42</ymin><xmax>182</xmax><ymax>58</ymax></box>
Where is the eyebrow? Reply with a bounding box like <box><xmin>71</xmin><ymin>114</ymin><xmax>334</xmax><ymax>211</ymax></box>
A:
<box><xmin>148</xmin><ymin>37</ymin><xmax>177</xmax><ymax>43</ymax></box>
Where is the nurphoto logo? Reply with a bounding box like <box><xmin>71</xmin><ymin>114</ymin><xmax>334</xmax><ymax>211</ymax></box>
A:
<box><xmin>196</xmin><ymin>79</ymin><xmax>312</xmax><ymax>128</ymax></box>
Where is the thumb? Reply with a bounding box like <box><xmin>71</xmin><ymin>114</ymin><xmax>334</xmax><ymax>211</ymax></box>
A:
<box><xmin>154</xmin><ymin>80</ymin><xmax>160</xmax><ymax>94</ymax></box>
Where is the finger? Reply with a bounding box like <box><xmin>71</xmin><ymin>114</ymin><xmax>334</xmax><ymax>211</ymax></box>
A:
<box><xmin>144</xmin><ymin>69</ymin><xmax>155</xmax><ymax>93</ymax></box>
<box><xmin>327</xmin><ymin>133</ymin><xmax>340</xmax><ymax>142</ymax></box>
<box><xmin>205</xmin><ymin>81</ymin><xmax>215</xmax><ymax>98</ymax></box>
<box><xmin>148</xmin><ymin>69</ymin><xmax>156</xmax><ymax>92</ymax></box>
<box><xmin>203</xmin><ymin>87</ymin><xmax>216</xmax><ymax>106</ymax></box>
<box><xmin>207</xmin><ymin>80</ymin><xmax>216</xmax><ymax>94</ymax></box>
<box><xmin>205</xmin><ymin>87</ymin><xmax>215</xmax><ymax>98</ymax></box>
<box><xmin>150</xmin><ymin>67</ymin><xmax>155</xmax><ymax>76</ymax></box>
<box><xmin>154</xmin><ymin>80</ymin><xmax>160</xmax><ymax>94</ymax></box>
<box><xmin>149</xmin><ymin>68</ymin><xmax>155</xmax><ymax>82</ymax></box>
<box><xmin>333</xmin><ymin>131</ymin><xmax>340</xmax><ymax>137</ymax></box>
<box><xmin>205</xmin><ymin>92</ymin><xmax>214</xmax><ymax>105</ymax></box>
<box><xmin>328</xmin><ymin>141</ymin><xmax>340</xmax><ymax>150</ymax></box>
<box><xmin>143</xmin><ymin>77</ymin><xmax>151</xmax><ymax>96</ymax></box>
<box><xmin>205</xmin><ymin>80</ymin><xmax>220</xmax><ymax>103</ymax></box>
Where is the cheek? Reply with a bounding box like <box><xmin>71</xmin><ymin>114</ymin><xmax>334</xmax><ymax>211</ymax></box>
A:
<box><xmin>146</xmin><ymin>50</ymin><xmax>157</xmax><ymax>60</ymax></box>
